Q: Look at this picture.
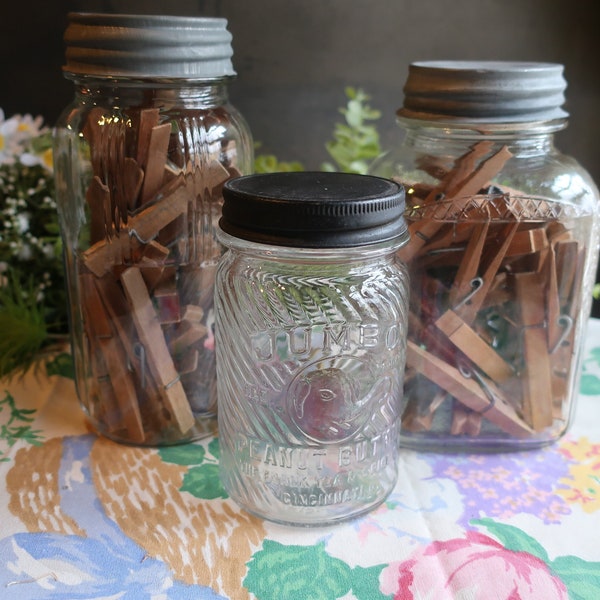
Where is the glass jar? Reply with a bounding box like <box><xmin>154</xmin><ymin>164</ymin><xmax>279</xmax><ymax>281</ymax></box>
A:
<box><xmin>370</xmin><ymin>61</ymin><xmax>600</xmax><ymax>451</ymax></box>
<box><xmin>53</xmin><ymin>13</ymin><xmax>253</xmax><ymax>445</ymax></box>
<box><xmin>215</xmin><ymin>172</ymin><xmax>410</xmax><ymax>525</ymax></box>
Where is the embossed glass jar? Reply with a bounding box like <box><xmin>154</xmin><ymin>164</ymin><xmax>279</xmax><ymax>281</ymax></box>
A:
<box><xmin>215</xmin><ymin>172</ymin><xmax>410</xmax><ymax>525</ymax></box>
<box><xmin>53</xmin><ymin>13</ymin><xmax>253</xmax><ymax>445</ymax></box>
<box><xmin>369</xmin><ymin>61</ymin><xmax>600</xmax><ymax>451</ymax></box>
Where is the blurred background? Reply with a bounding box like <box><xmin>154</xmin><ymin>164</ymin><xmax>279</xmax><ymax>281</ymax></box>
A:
<box><xmin>2</xmin><ymin>0</ymin><xmax>599</xmax><ymax>315</ymax></box>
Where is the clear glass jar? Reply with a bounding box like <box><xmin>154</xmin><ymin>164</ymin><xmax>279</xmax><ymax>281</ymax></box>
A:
<box><xmin>370</xmin><ymin>61</ymin><xmax>600</xmax><ymax>451</ymax></box>
<box><xmin>215</xmin><ymin>172</ymin><xmax>410</xmax><ymax>525</ymax></box>
<box><xmin>53</xmin><ymin>13</ymin><xmax>253</xmax><ymax>445</ymax></box>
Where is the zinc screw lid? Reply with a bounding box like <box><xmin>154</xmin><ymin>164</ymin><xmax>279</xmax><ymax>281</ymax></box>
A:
<box><xmin>62</xmin><ymin>12</ymin><xmax>236</xmax><ymax>80</ymax></box>
<box><xmin>399</xmin><ymin>60</ymin><xmax>568</xmax><ymax>123</ymax></box>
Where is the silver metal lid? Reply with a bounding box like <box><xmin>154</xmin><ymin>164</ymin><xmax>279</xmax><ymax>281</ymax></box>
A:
<box><xmin>399</xmin><ymin>61</ymin><xmax>568</xmax><ymax>123</ymax></box>
<box><xmin>63</xmin><ymin>12</ymin><xmax>236</xmax><ymax>79</ymax></box>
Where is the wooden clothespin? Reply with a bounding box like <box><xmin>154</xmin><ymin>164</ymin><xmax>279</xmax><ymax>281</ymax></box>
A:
<box><xmin>167</xmin><ymin>304</ymin><xmax>208</xmax><ymax>356</ymax></box>
<box><xmin>120</xmin><ymin>266</ymin><xmax>195</xmax><ymax>434</ymax></box>
<box><xmin>450</xmin><ymin>404</ymin><xmax>483</xmax><ymax>437</ymax></box>
<box><xmin>513</xmin><ymin>271</ymin><xmax>554</xmax><ymax>431</ymax></box>
<box><xmin>403</xmin><ymin>390</ymin><xmax>448</xmax><ymax>433</ymax></box>
<box><xmin>123</xmin><ymin>157</ymin><xmax>144</xmax><ymax>211</ymax></box>
<box><xmin>406</xmin><ymin>341</ymin><xmax>534</xmax><ymax>438</ymax></box>
<box><xmin>80</xmin><ymin>273</ymin><xmax>146</xmax><ymax>443</ymax></box>
<box><xmin>435</xmin><ymin>309</ymin><xmax>514</xmax><ymax>383</ymax></box>
<box><xmin>546</xmin><ymin>236</ymin><xmax>583</xmax><ymax>420</ymax></box>
<box><xmin>93</xmin><ymin>274</ymin><xmax>166</xmax><ymax>427</ymax></box>
<box><xmin>140</xmin><ymin>123</ymin><xmax>171</xmax><ymax>204</ymax></box>
<box><xmin>83</xmin><ymin>175</ymin><xmax>188</xmax><ymax>277</ymax></box>
<box><xmin>85</xmin><ymin>176</ymin><xmax>112</xmax><ymax>245</ymax></box>
<box><xmin>454</xmin><ymin>221</ymin><xmax>519</xmax><ymax>324</ymax></box>
<box><xmin>448</xmin><ymin>220</ymin><xmax>489</xmax><ymax>308</ymax></box>
<box><xmin>136</xmin><ymin>108</ymin><xmax>160</xmax><ymax>169</ymax></box>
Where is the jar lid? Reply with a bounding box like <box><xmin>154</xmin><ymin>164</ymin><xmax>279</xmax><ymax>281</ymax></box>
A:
<box><xmin>399</xmin><ymin>61</ymin><xmax>568</xmax><ymax>123</ymax></box>
<box><xmin>62</xmin><ymin>12</ymin><xmax>236</xmax><ymax>79</ymax></box>
<box><xmin>221</xmin><ymin>172</ymin><xmax>408</xmax><ymax>248</ymax></box>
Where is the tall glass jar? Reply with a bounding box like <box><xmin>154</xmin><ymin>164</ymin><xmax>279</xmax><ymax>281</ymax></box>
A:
<box><xmin>370</xmin><ymin>61</ymin><xmax>600</xmax><ymax>451</ymax></box>
<box><xmin>215</xmin><ymin>172</ymin><xmax>410</xmax><ymax>525</ymax></box>
<box><xmin>53</xmin><ymin>13</ymin><xmax>253</xmax><ymax>445</ymax></box>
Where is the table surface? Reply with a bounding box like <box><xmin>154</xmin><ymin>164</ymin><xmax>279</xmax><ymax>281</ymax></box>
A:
<box><xmin>1</xmin><ymin>320</ymin><xmax>600</xmax><ymax>600</ymax></box>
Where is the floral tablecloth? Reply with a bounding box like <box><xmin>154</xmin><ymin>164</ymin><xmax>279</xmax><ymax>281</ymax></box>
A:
<box><xmin>1</xmin><ymin>319</ymin><xmax>600</xmax><ymax>599</ymax></box>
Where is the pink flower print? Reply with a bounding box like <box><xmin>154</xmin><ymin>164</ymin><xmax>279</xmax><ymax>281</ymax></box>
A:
<box><xmin>380</xmin><ymin>531</ymin><xmax>568</xmax><ymax>600</ymax></box>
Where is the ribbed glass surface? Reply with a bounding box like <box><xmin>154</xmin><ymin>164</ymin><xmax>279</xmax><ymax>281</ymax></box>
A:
<box><xmin>215</xmin><ymin>245</ymin><xmax>409</xmax><ymax>525</ymax></box>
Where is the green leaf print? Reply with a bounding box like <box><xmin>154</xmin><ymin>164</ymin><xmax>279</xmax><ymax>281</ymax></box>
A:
<box><xmin>244</xmin><ymin>540</ymin><xmax>352</xmax><ymax>600</ymax></box>
<box><xmin>550</xmin><ymin>555</ymin><xmax>600</xmax><ymax>600</ymax></box>
<box><xmin>244</xmin><ymin>540</ymin><xmax>389</xmax><ymax>600</ymax></box>
<box><xmin>350</xmin><ymin>565</ymin><xmax>391</xmax><ymax>600</ymax></box>
<box><xmin>589</xmin><ymin>347</ymin><xmax>600</xmax><ymax>364</ymax></box>
<box><xmin>472</xmin><ymin>518</ymin><xmax>549</xmax><ymax>563</ymax></box>
<box><xmin>159</xmin><ymin>438</ymin><xmax>225</xmax><ymax>499</ymax></box>
<box><xmin>580</xmin><ymin>373</ymin><xmax>600</xmax><ymax>395</ymax></box>
<box><xmin>158</xmin><ymin>443</ymin><xmax>206</xmax><ymax>466</ymax></box>
<box><xmin>208</xmin><ymin>437</ymin><xmax>220</xmax><ymax>460</ymax></box>
<box><xmin>181</xmin><ymin>464</ymin><xmax>228</xmax><ymax>499</ymax></box>
<box><xmin>0</xmin><ymin>390</ymin><xmax>44</xmax><ymax>461</ymax></box>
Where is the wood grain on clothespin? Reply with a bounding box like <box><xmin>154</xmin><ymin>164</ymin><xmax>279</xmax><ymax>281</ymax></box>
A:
<box><xmin>120</xmin><ymin>266</ymin><xmax>195</xmax><ymax>434</ymax></box>
<box><xmin>136</xmin><ymin>240</ymin><xmax>170</xmax><ymax>292</ymax></box>
<box><xmin>93</xmin><ymin>275</ymin><xmax>166</xmax><ymax>425</ymax></box>
<box><xmin>448</xmin><ymin>220</ymin><xmax>489</xmax><ymax>308</ymax></box>
<box><xmin>141</xmin><ymin>123</ymin><xmax>171</xmax><ymax>204</ymax></box>
<box><xmin>80</xmin><ymin>273</ymin><xmax>145</xmax><ymax>443</ymax></box>
<box><xmin>425</xmin><ymin>141</ymin><xmax>494</xmax><ymax>203</ymax></box>
<box><xmin>403</xmin><ymin>390</ymin><xmax>448</xmax><ymax>432</ymax></box>
<box><xmin>406</xmin><ymin>341</ymin><xmax>534</xmax><ymax>437</ymax></box>
<box><xmin>123</xmin><ymin>157</ymin><xmax>144</xmax><ymax>211</ymax></box>
<box><xmin>506</xmin><ymin>226</ymin><xmax>549</xmax><ymax>258</ymax></box>
<box><xmin>86</xmin><ymin>176</ymin><xmax>112</xmax><ymax>245</ymax></box>
<box><xmin>82</xmin><ymin>107</ymin><xmax>109</xmax><ymax>177</ymax></box>
<box><xmin>444</xmin><ymin>145</ymin><xmax>513</xmax><ymax>201</ymax></box>
<box><xmin>514</xmin><ymin>271</ymin><xmax>554</xmax><ymax>431</ymax></box>
<box><xmin>455</xmin><ymin>221</ymin><xmax>519</xmax><ymax>324</ymax></box>
<box><xmin>450</xmin><ymin>404</ymin><xmax>483</xmax><ymax>437</ymax></box>
<box><xmin>435</xmin><ymin>309</ymin><xmax>514</xmax><ymax>383</ymax></box>
<box><xmin>83</xmin><ymin>176</ymin><xmax>189</xmax><ymax>277</ymax></box>
<box><xmin>136</xmin><ymin>108</ymin><xmax>160</xmax><ymax>169</ymax></box>
<box><xmin>399</xmin><ymin>144</ymin><xmax>513</xmax><ymax>262</ymax></box>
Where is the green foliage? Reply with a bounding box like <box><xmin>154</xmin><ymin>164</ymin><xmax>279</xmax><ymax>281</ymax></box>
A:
<box><xmin>594</xmin><ymin>283</ymin><xmax>600</xmax><ymax>300</ymax></box>
<box><xmin>0</xmin><ymin>274</ymin><xmax>50</xmax><ymax>379</ymax></box>
<box><xmin>321</xmin><ymin>87</ymin><xmax>382</xmax><ymax>174</ymax></box>
<box><xmin>0</xmin><ymin>158</ymin><xmax>69</xmax><ymax>379</ymax></box>
<box><xmin>253</xmin><ymin>87</ymin><xmax>382</xmax><ymax>175</ymax></box>
<box><xmin>243</xmin><ymin>540</ymin><xmax>389</xmax><ymax>600</ymax></box>
<box><xmin>181</xmin><ymin>463</ymin><xmax>226</xmax><ymax>499</ymax></box>
<box><xmin>472</xmin><ymin>518</ymin><xmax>549</xmax><ymax>563</ymax></box>
<box><xmin>159</xmin><ymin>442</ymin><xmax>207</xmax><ymax>466</ymax></box>
<box><xmin>158</xmin><ymin>437</ymin><xmax>227</xmax><ymax>500</ymax></box>
<box><xmin>0</xmin><ymin>390</ymin><xmax>43</xmax><ymax>461</ymax></box>
<box><xmin>550</xmin><ymin>555</ymin><xmax>600</xmax><ymax>600</ymax></box>
<box><xmin>254</xmin><ymin>150</ymin><xmax>304</xmax><ymax>174</ymax></box>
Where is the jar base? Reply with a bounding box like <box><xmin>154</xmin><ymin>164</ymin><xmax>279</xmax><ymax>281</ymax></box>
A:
<box><xmin>399</xmin><ymin>435</ymin><xmax>562</xmax><ymax>454</ymax></box>
<box><xmin>227</xmin><ymin>487</ymin><xmax>395</xmax><ymax>527</ymax></box>
<box><xmin>85</xmin><ymin>414</ymin><xmax>218</xmax><ymax>447</ymax></box>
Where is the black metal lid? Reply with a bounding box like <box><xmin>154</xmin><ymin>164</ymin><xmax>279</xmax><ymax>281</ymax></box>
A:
<box><xmin>220</xmin><ymin>172</ymin><xmax>407</xmax><ymax>248</ymax></box>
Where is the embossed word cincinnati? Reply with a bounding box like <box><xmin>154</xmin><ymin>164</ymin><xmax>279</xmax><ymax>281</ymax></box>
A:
<box><xmin>250</xmin><ymin>321</ymin><xmax>402</xmax><ymax>362</ymax></box>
